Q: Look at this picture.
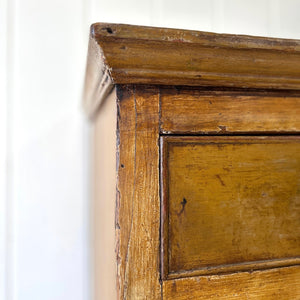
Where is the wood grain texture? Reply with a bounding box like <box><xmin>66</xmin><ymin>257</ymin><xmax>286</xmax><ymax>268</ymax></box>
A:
<box><xmin>161</xmin><ymin>136</ymin><xmax>300</xmax><ymax>280</ymax></box>
<box><xmin>116</xmin><ymin>85</ymin><xmax>161</xmax><ymax>299</ymax></box>
<box><xmin>160</xmin><ymin>87</ymin><xmax>300</xmax><ymax>134</ymax></box>
<box><xmin>85</xmin><ymin>24</ymin><xmax>300</xmax><ymax>298</ymax></box>
<box><xmin>93</xmin><ymin>90</ymin><xmax>117</xmax><ymax>299</ymax></box>
<box><xmin>163</xmin><ymin>266</ymin><xmax>300</xmax><ymax>299</ymax></box>
<box><xmin>84</xmin><ymin>23</ymin><xmax>300</xmax><ymax>116</ymax></box>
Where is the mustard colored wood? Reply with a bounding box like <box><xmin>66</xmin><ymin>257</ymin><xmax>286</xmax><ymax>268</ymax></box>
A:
<box><xmin>116</xmin><ymin>86</ymin><xmax>161</xmax><ymax>299</ymax></box>
<box><xmin>84</xmin><ymin>23</ymin><xmax>300</xmax><ymax>300</ymax></box>
<box><xmin>160</xmin><ymin>87</ymin><xmax>300</xmax><ymax>134</ymax></box>
<box><xmin>84</xmin><ymin>23</ymin><xmax>300</xmax><ymax>116</ymax></box>
<box><xmin>163</xmin><ymin>266</ymin><xmax>300</xmax><ymax>299</ymax></box>
<box><xmin>161</xmin><ymin>136</ymin><xmax>300</xmax><ymax>279</ymax></box>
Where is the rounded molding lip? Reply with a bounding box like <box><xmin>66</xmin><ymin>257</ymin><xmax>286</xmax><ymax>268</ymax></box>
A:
<box><xmin>83</xmin><ymin>23</ymin><xmax>300</xmax><ymax>116</ymax></box>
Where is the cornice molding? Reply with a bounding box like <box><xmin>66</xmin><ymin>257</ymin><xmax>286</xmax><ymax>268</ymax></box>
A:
<box><xmin>83</xmin><ymin>23</ymin><xmax>300</xmax><ymax>116</ymax></box>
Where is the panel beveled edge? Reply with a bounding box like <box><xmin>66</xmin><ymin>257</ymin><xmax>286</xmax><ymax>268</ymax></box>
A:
<box><xmin>160</xmin><ymin>135</ymin><xmax>300</xmax><ymax>280</ymax></box>
<box><xmin>83</xmin><ymin>23</ymin><xmax>300</xmax><ymax>116</ymax></box>
<box><xmin>160</xmin><ymin>136</ymin><xmax>170</xmax><ymax>280</ymax></box>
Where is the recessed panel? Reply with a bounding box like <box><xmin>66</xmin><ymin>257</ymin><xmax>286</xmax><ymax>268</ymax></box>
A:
<box><xmin>161</xmin><ymin>136</ymin><xmax>300</xmax><ymax>279</ymax></box>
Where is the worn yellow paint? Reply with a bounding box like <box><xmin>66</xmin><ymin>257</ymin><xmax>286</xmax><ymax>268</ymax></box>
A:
<box><xmin>116</xmin><ymin>86</ymin><xmax>161</xmax><ymax>299</ymax></box>
<box><xmin>162</xmin><ymin>136</ymin><xmax>300</xmax><ymax>279</ymax></box>
<box><xmin>163</xmin><ymin>266</ymin><xmax>300</xmax><ymax>299</ymax></box>
<box><xmin>160</xmin><ymin>87</ymin><xmax>300</xmax><ymax>134</ymax></box>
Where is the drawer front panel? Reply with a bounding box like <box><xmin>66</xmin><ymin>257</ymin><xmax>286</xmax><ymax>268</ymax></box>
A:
<box><xmin>161</xmin><ymin>136</ymin><xmax>300</xmax><ymax>279</ymax></box>
<box><xmin>160</xmin><ymin>88</ymin><xmax>300</xmax><ymax>134</ymax></box>
<box><xmin>163</xmin><ymin>266</ymin><xmax>300</xmax><ymax>300</ymax></box>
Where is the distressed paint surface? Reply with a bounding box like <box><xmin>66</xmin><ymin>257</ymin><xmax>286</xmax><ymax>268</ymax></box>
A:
<box><xmin>160</xmin><ymin>87</ymin><xmax>300</xmax><ymax>134</ymax></box>
<box><xmin>161</xmin><ymin>136</ymin><xmax>300</xmax><ymax>279</ymax></box>
<box><xmin>92</xmin><ymin>23</ymin><xmax>300</xmax><ymax>90</ymax></box>
<box><xmin>85</xmin><ymin>24</ymin><xmax>300</xmax><ymax>300</ymax></box>
<box><xmin>84</xmin><ymin>23</ymin><xmax>300</xmax><ymax>118</ymax></box>
<box><xmin>116</xmin><ymin>85</ymin><xmax>161</xmax><ymax>299</ymax></box>
<box><xmin>163</xmin><ymin>266</ymin><xmax>300</xmax><ymax>299</ymax></box>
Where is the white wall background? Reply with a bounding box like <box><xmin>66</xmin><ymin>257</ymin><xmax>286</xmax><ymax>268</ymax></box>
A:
<box><xmin>1</xmin><ymin>0</ymin><xmax>299</xmax><ymax>299</ymax></box>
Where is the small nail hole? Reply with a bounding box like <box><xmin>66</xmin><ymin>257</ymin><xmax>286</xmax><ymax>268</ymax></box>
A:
<box><xmin>106</xmin><ymin>27</ymin><xmax>113</xmax><ymax>34</ymax></box>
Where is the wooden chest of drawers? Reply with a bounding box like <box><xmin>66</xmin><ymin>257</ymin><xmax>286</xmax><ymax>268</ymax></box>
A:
<box><xmin>83</xmin><ymin>23</ymin><xmax>300</xmax><ymax>299</ymax></box>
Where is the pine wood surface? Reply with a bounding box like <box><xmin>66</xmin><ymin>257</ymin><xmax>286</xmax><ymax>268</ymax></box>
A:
<box><xmin>163</xmin><ymin>266</ymin><xmax>300</xmax><ymax>299</ymax></box>
<box><xmin>161</xmin><ymin>136</ymin><xmax>300</xmax><ymax>280</ymax></box>
<box><xmin>84</xmin><ymin>23</ymin><xmax>300</xmax><ymax>116</ymax></box>
<box><xmin>91</xmin><ymin>86</ymin><xmax>300</xmax><ymax>299</ymax></box>
<box><xmin>116</xmin><ymin>85</ymin><xmax>161</xmax><ymax>299</ymax></box>
<box><xmin>160</xmin><ymin>87</ymin><xmax>300</xmax><ymax>134</ymax></box>
<box><xmin>85</xmin><ymin>23</ymin><xmax>300</xmax><ymax>300</ymax></box>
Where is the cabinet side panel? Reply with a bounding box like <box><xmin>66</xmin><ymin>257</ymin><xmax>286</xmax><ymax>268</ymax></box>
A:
<box><xmin>93</xmin><ymin>89</ymin><xmax>117</xmax><ymax>300</ymax></box>
<box><xmin>116</xmin><ymin>85</ymin><xmax>161</xmax><ymax>299</ymax></box>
